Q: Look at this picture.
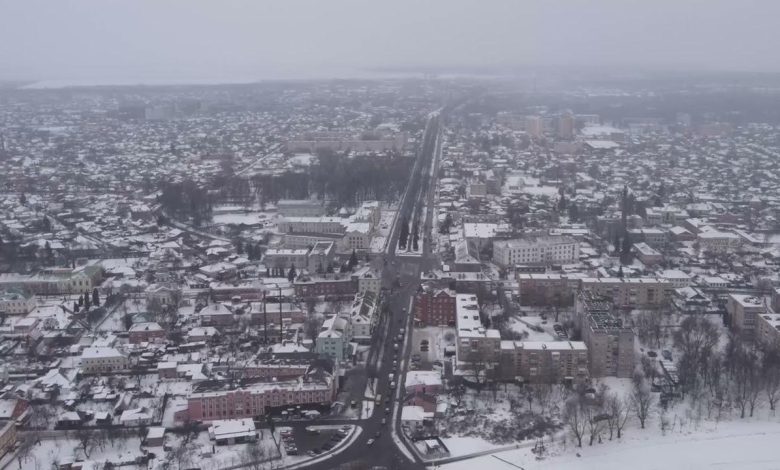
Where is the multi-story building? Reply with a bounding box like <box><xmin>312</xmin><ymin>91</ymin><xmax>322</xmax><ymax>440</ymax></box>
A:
<box><xmin>0</xmin><ymin>422</ymin><xmax>16</xmax><ymax>458</ymax></box>
<box><xmin>415</xmin><ymin>288</ymin><xmax>457</xmax><ymax>326</ymax></box>
<box><xmin>455</xmin><ymin>294</ymin><xmax>500</xmax><ymax>366</ymax></box>
<box><xmin>316</xmin><ymin>315</ymin><xmax>352</xmax><ymax>362</ymax></box>
<box><xmin>493</xmin><ymin>236</ymin><xmax>579</xmax><ymax>267</ymax></box>
<box><xmin>354</xmin><ymin>267</ymin><xmax>381</xmax><ymax>295</ymax></box>
<box><xmin>277</xmin><ymin>217</ymin><xmax>345</xmax><ymax>235</ymax></box>
<box><xmin>277</xmin><ymin>199</ymin><xmax>326</xmax><ymax>218</ymax></box>
<box><xmin>772</xmin><ymin>288</ymin><xmax>780</xmax><ymax>314</ymax></box>
<box><xmin>726</xmin><ymin>294</ymin><xmax>765</xmax><ymax>341</ymax></box>
<box><xmin>516</xmin><ymin>273</ymin><xmax>582</xmax><ymax>307</ymax></box>
<box><xmin>627</xmin><ymin>228</ymin><xmax>668</xmax><ymax>248</ymax></box>
<box><xmin>644</xmin><ymin>206</ymin><xmax>688</xmax><ymax>226</ymax></box>
<box><xmin>697</xmin><ymin>229</ymin><xmax>742</xmax><ymax>253</ymax></box>
<box><xmin>499</xmin><ymin>340</ymin><xmax>589</xmax><ymax>384</ymax></box>
<box><xmin>80</xmin><ymin>347</ymin><xmax>128</xmax><ymax>374</ymax></box>
<box><xmin>262</xmin><ymin>248</ymin><xmax>309</xmax><ymax>270</ymax></box>
<box><xmin>0</xmin><ymin>290</ymin><xmax>36</xmax><ymax>315</ymax></box>
<box><xmin>633</xmin><ymin>242</ymin><xmax>663</xmax><ymax>265</ymax></box>
<box><xmin>349</xmin><ymin>290</ymin><xmax>378</xmax><ymax>342</ymax></box>
<box><xmin>577</xmin><ymin>292</ymin><xmax>634</xmax><ymax>378</ymax></box>
<box><xmin>294</xmin><ymin>275</ymin><xmax>357</xmax><ymax>300</ymax></box>
<box><xmin>580</xmin><ymin>277</ymin><xmax>672</xmax><ymax>309</ymax></box>
<box><xmin>0</xmin><ymin>265</ymin><xmax>103</xmax><ymax>295</ymax></box>
<box><xmin>180</xmin><ymin>372</ymin><xmax>336</xmax><ymax>421</ymax></box>
<box><xmin>756</xmin><ymin>312</ymin><xmax>780</xmax><ymax>349</ymax></box>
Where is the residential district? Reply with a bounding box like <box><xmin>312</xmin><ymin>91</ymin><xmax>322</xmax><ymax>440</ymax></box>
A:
<box><xmin>1</xmin><ymin>77</ymin><xmax>780</xmax><ymax>470</ymax></box>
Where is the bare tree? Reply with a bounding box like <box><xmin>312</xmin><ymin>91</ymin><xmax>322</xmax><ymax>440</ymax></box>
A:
<box><xmin>673</xmin><ymin>315</ymin><xmax>719</xmax><ymax>394</ymax></box>
<box><xmin>614</xmin><ymin>396</ymin><xmax>632</xmax><ymax>439</ymax></box>
<box><xmin>585</xmin><ymin>400</ymin><xmax>606</xmax><ymax>446</ymax></box>
<box><xmin>761</xmin><ymin>347</ymin><xmax>780</xmax><ymax>413</ymax></box>
<box><xmin>631</xmin><ymin>373</ymin><xmax>654</xmax><ymax>429</ymax></box>
<box><xmin>242</xmin><ymin>443</ymin><xmax>265</xmax><ymax>470</ymax></box>
<box><xmin>562</xmin><ymin>397</ymin><xmax>588</xmax><ymax>447</ymax></box>
<box><xmin>763</xmin><ymin>356</ymin><xmax>780</xmax><ymax>413</ymax></box>
<box><xmin>75</xmin><ymin>428</ymin><xmax>98</xmax><ymax>458</ymax></box>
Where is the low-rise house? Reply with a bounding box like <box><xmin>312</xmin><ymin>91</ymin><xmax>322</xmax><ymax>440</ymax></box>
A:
<box><xmin>80</xmin><ymin>347</ymin><xmax>128</xmax><ymax>374</ymax></box>
<box><xmin>128</xmin><ymin>322</ymin><xmax>165</xmax><ymax>344</ymax></box>
<box><xmin>198</xmin><ymin>303</ymin><xmax>234</xmax><ymax>327</ymax></box>
<box><xmin>209</xmin><ymin>419</ymin><xmax>257</xmax><ymax>445</ymax></box>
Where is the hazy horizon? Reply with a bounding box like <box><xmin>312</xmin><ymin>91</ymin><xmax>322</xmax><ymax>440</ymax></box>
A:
<box><xmin>2</xmin><ymin>0</ymin><xmax>780</xmax><ymax>85</ymax></box>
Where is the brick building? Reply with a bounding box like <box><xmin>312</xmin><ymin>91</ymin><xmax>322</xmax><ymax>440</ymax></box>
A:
<box><xmin>414</xmin><ymin>289</ymin><xmax>457</xmax><ymax>326</ymax></box>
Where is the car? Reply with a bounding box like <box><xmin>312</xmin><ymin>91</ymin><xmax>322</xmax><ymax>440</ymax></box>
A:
<box><xmin>341</xmin><ymin>425</ymin><xmax>351</xmax><ymax>431</ymax></box>
<box><xmin>307</xmin><ymin>450</ymin><xmax>317</xmax><ymax>457</ymax></box>
<box><xmin>367</xmin><ymin>438</ymin><xmax>375</xmax><ymax>446</ymax></box>
<box><xmin>412</xmin><ymin>354</ymin><xmax>421</xmax><ymax>362</ymax></box>
<box><xmin>384</xmin><ymin>407</ymin><xmax>390</xmax><ymax>414</ymax></box>
<box><xmin>420</xmin><ymin>339</ymin><xmax>429</xmax><ymax>346</ymax></box>
<box><xmin>381</xmin><ymin>418</ymin><xmax>387</xmax><ymax>425</ymax></box>
<box><xmin>287</xmin><ymin>449</ymin><xmax>299</xmax><ymax>455</ymax></box>
<box><xmin>647</xmin><ymin>351</ymin><xmax>658</xmax><ymax>358</ymax></box>
<box><xmin>384</xmin><ymin>397</ymin><xmax>390</xmax><ymax>404</ymax></box>
<box><xmin>350</xmin><ymin>400</ymin><xmax>357</xmax><ymax>408</ymax></box>
<box><xmin>662</xmin><ymin>350</ymin><xmax>673</xmax><ymax>360</ymax></box>
<box><xmin>375</xmin><ymin>431</ymin><xmax>381</xmax><ymax>438</ymax></box>
<box><xmin>323</xmin><ymin>443</ymin><xmax>334</xmax><ymax>450</ymax></box>
<box><xmin>420</xmin><ymin>346</ymin><xmax>429</xmax><ymax>352</ymax></box>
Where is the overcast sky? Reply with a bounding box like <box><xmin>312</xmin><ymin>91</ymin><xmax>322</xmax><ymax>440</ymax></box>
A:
<box><xmin>1</xmin><ymin>0</ymin><xmax>779</xmax><ymax>83</ymax></box>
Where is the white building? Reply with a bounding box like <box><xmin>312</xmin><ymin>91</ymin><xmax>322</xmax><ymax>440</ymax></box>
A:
<box><xmin>0</xmin><ymin>290</ymin><xmax>36</xmax><ymax>315</ymax></box>
<box><xmin>493</xmin><ymin>236</ymin><xmax>579</xmax><ymax>266</ymax></box>
<box><xmin>80</xmin><ymin>347</ymin><xmax>128</xmax><ymax>374</ymax></box>
<box><xmin>698</xmin><ymin>230</ymin><xmax>742</xmax><ymax>253</ymax></box>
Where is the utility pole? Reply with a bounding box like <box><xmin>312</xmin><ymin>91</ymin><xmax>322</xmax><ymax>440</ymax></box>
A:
<box><xmin>263</xmin><ymin>291</ymin><xmax>268</xmax><ymax>344</ymax></box>
<box><xmin>279</xmin><ymin>286</ymin><xmax>284</xmax><ymax>342</ymax></box>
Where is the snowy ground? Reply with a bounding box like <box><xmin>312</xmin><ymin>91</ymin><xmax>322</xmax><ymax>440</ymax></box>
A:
<box><xmin>439</xmin><ymin>436</ymin><xmax>509</xmax><ymax>458</ymax></box>
<box><xmin>371</xmin><ymin>209</ymin><xmax>397</xmax><ymax>253</ymax></box>
<box><xmin>507</xmin><ymin>317</ymin><xmax>559</xmax><ymax>342</ymax></box>
<box><xmin>440</xmin><ymin>419</ymin><xmax>780</xmax><ymax>470</ymax></box>
<box><xmin>18</xmin><ymin>435</ymin><xmax>143</xmax><ymax>470</ymax></box>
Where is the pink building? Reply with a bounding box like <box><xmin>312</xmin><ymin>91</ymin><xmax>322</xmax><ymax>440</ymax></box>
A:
<box><xmin>178</xmin><ymin>375</ymin><xmax>335</xmax><ymax>422</ymax></box>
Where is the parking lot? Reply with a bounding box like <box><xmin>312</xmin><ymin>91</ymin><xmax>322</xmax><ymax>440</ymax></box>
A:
<box><xmin>410</xmin><ymin>326</ymin><xmax>456</xmax><ymax>370</ymax></box>
<box><xmin>279</xmin><ymin>425</ymin><xmax>354</xmax><ymax>457</ymax></box>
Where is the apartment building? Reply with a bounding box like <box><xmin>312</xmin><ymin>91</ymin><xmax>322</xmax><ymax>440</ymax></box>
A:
<box><xmin>415</xmin><ymin>288</ymin><xmax>457</xmax><ymax>326</ymax></box>
<box><xmin>580</xmin><ymin>277</ymin><xmax>672</xmax><ymax>309</ymax></box>
<box><xmin>516</xmin><ymin>273</ymin><xmax>582</xmax><ymax>307</ymax></box>
<box><xmin>0</xmin><ymin>422</ymin><xmax>15</xmax><ymax>458</ymax></box>
<box><xmin>756</xmin><ymin>312</ymin><xmax>780</xmax><ymax>349</ymax></box>
<box><xmin>726</xmin><ymin>294</ymin><xmax>765</xmax><ymax>341</ymax></box>
<box><xmin>499</xmin><ymin>340</ymin><xmax>589</xmax><ymax>384</ymax></box>
<box><xmin>493</xmin><ymin>236</ymin><xmax>579</xmax><ymax>267</ymax></box>
<box><xmin>577</xmin><ymin>292</ymin><xmax>635</xmax><ymax>378</ymax></box>
<box><xmin>455</xmin><ymin>294</ymin><xmax>500</xmax><ymax>364</ymax></box>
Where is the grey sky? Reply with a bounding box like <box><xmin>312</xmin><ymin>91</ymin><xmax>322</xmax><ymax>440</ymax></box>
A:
<box><xmin>1</xmin><ymin>0</ymin><xmax>778</xmax><ymax>82</ymax></box>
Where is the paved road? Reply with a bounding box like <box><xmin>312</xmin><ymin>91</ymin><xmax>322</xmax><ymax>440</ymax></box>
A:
<box><xmin>297</xmin><ymin>112</ymin><xmax>442</xmax><ymax>470</ymax></box>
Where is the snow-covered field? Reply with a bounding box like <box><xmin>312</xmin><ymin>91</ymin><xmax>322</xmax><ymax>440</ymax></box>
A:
<box><xmin>441</xmin><ymin>419</ymin><xmax>780</xmax><ymax>470</ymax></box>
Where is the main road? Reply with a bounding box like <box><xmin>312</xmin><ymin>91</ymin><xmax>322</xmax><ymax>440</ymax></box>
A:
<box><xmin>300</xmin><ymin>111</ymin><xmax>443</xmax><ymax>470</ymax></box>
